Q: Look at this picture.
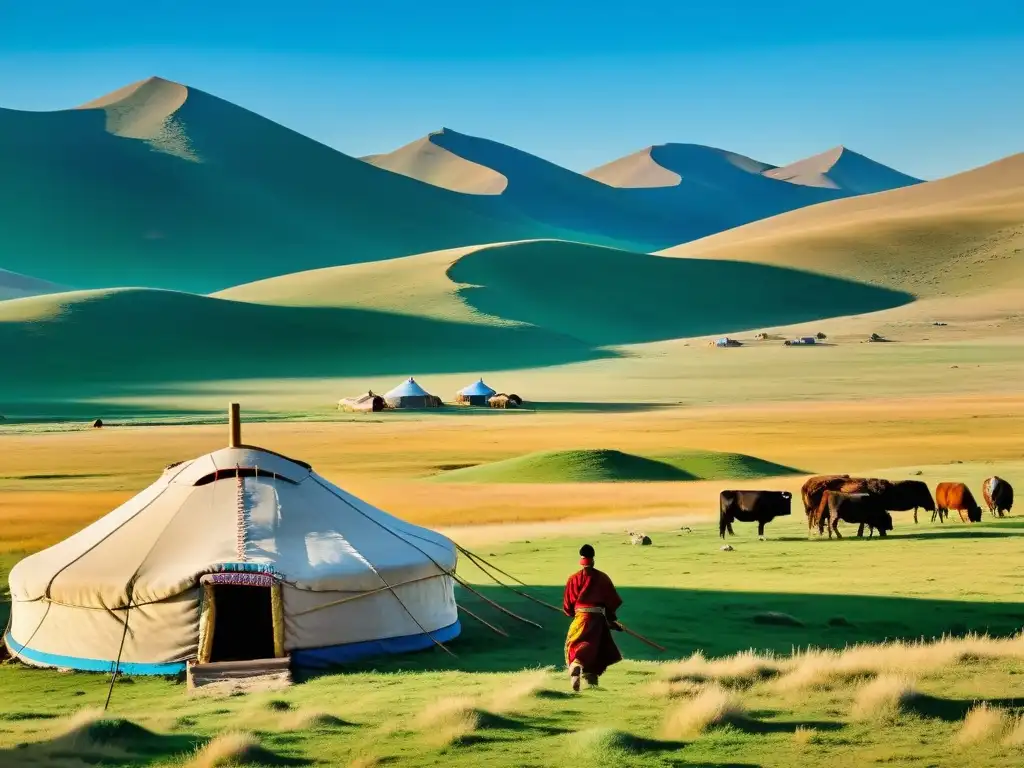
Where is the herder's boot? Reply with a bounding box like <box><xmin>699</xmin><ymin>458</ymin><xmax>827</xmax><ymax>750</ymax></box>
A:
<box><xmin>583</xmin><ymin>672</ymin><xmax>599</xmax><ymax>688</ymax></box>
<box><xmin>569</xmin><ymin>663</ymin><xmax>582</xmax><ymax>692</ymax></box>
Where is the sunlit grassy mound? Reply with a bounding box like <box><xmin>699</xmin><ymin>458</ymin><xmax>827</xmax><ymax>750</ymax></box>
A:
<box><xmin>435</xmin><ymin>448</ymin><xmax>800</xmax><ymax>483</ymax></box>
<box><xmin>222</xmin><ymin>239</ymin><xmax>914</xmax><ymax>348</ymax></box>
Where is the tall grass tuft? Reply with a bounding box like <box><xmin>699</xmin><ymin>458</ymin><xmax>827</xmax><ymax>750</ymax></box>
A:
<box><xmin>850</xmin><ymin>675</ymin><xmax>918</xmax><ymax>722</ymax></box>
<box><xmin>955</xmin><ymin>704</ymin><xmax>1009</xmax><ymax>746</ymax></box>
<box><xmin>414</xmin><ymin>697</ymin><xmax>482</xmax><ymax>748</ymax></box>
<box><xmin>184</xmin><ymin>732</ymin><xmax>261</xmax><ymax>768</ymax></box>
<box><xmin>662</xmin><ymin>684</ymin><xmax>745</xmax><ymax>739</ymax></box>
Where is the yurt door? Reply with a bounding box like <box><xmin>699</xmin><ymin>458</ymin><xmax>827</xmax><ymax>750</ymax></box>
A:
<box><xmin>198</xmin><ymin>574</ymin><xmax>285</xmax><ymax>664</ymax></box>
<box><xmin>210</xmin><ymin>584</ymin><xmax>275</xmax><ymax>661</ymax></box>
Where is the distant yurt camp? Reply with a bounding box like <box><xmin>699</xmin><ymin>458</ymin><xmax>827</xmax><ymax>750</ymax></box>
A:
<box><xmin>5</xmin><ymin>406</ymin><xmax>459</xmax><ymax>674</ymax></box>
<box><xmin>455</xmin><ymin>378</ymin><xmax>497</xmax><ymax>406</ymax></box>
<box><xmin>384</xmin><ymin>378</ymin><xmax>441</xmax><ymax>409</ymax></box>
<box><xmin>338</xmin><ymin>391</ymin><xmax>385</xmax><ymax>412</ymax></box>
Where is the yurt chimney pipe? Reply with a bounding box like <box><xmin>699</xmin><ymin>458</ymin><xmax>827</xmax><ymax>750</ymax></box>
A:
<box><xmin>228</xmin><ymin>403</ymin><xmax>241</xmax><ymax>448</ymax></box>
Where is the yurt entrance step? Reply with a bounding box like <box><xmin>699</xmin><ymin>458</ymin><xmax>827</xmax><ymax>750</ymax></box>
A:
<box><xmin>187</xmin><ymin>657</ymin><xmax>292</xmax><ymax>694</ymax></box>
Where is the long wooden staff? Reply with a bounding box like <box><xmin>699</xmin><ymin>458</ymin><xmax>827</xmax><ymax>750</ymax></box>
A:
<box><xmin>615</xmin><ymin>622</ymin><xmax>667</xmax><ymax>652</ymax></box>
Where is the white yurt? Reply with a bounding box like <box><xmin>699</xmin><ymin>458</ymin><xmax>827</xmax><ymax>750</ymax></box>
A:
<box><xmin>455</xmin><ymin>378</ymin><xmax>497</xmax><ymax>407</ymax></box>
<box><xmin>5</xmin><ymin>409</ymin><xmax>459</xmax><ymax>674</ymax></box>
<box><xmin>383</xmin><ymin>377</ymin><xmax>440</xmax><ymax>409</ymax></box>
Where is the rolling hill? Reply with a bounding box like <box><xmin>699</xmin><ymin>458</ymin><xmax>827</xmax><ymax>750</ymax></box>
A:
<box><xmin>433</xmin><ymin>448</ymin><xmax>802</xmax><ymax>483</ymax></box>
<box><xmin>0</xmin><ymin>287</ymin><xmax>603</xmax><ymax>402</ymax></box>
<box><xmin>366</xmin><ymin>133</ymin><xmax>924</xmax><ymax>249</ymax></box>
<box><xmin>584</xmin><ymin>143</ymin><xmax>922</xmax><ymax>237</ymax></box>
<box><xmin>219</xmin><ymin>239</ymin><xmax>912</xmax><ymax>347</ymax></box>
<box><xmin>763</xmin><ymin>146</ymin><xmax>922</xmax><ymax>194</ymax></box>
<box><xmin>0</xmin><ymin>78</ymin><xmax>547</xmax><ymax>293</ymax></box>
<box><xmin>366</xmin><ymin>129</ymin><xmax>691</xmax><ymax>250</ymax></box>
<box><xmin>662</xmin><ymin>153</ymin><xmax>1024</xmax><ymax>300</ymax></box>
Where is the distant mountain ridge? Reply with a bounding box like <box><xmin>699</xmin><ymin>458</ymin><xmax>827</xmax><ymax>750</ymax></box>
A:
<box><xmin>0</xmin><ymin>77</ymin><xmax>546</xmax><ymax>293</ymax></box>
<box><xmin>367</xmin><ymin>133</ymin><xmax>924</xmax><ymax>245</ymax></box>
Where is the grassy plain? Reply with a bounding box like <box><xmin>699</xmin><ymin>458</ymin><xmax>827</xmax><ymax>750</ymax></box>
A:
<box><xmin>1</xmin><ymin>517</ymin><xmax>1023</xmax><ymax>767</ymax></box>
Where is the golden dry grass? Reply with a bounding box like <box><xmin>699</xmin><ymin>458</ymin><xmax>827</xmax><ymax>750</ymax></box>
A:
<box><xmin>184</xmin><ymin>732</ymin><xmax>260</xmax><ymax>768</ymax></box>
<box><xmin>485</xmin><ymin>668</ymin><xmax>553</xmax><ymax>714</ymax></box>
<box><xmin>850</xmin><ymin>675</ymin><xmax>918</xmax><ymax>721</ymax></box>
<box><xmin>3</xmin><ymin>392</ymin><xmax>1024</xmax><ymax>544</ymax></box>
<box><xmin>792</xmin><ymin>726</ymin><xmax>817</xmax><ymax>747</ymax></box>
<box><xmin>955</xmin><ymin>703</ymin><xmax>1010</xmax><ymax>747</ymax></box>
<box><xmin>776</xmin><ymin>634</ymin><xmax>1024</xmax><ymax>692</ymax></box>
<box><xmin>662</xmin><ymin>684</ymin><xmax>746</xmax><ymax>739</ymax></box>
<box><xmin>661</xmin><ymin>650</ymin><xmax>783</xmax><ymax>687</ymax></box>
<box><xmin>413</xmin><ymin>697</ymin><xmax>482</xmax><ymax>747</ymax></box>
<box><xmin>1004</xmin><ymin>716</ymin><xmax>1024</xmax><ymax>748</ymax></box>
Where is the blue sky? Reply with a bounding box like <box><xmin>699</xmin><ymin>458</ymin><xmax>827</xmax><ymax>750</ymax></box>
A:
<box><xmin>2</xmin><ymin>1</ymin><xmax>1022</xmax><ymax>179</ymax></box>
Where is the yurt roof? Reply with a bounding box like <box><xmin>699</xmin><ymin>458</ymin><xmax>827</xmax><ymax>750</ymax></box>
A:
<box><xmin>459</xmin><ymin>378</ymin><xmax>497</xmax><ymax>397</ymax></box>
<box><xmin>8</xmin><ymin>444</ymin><xmax>456</xmax><ymax>610</ymax></box>
<box><xmin>385</xmin><ymin>377</ymin><xmax>432</xmax><ymax>399</ymax></box>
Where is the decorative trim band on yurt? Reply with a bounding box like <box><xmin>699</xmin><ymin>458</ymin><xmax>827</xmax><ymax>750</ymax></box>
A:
<box><xmin>291</xmin><ymin>619</ymin><xmax>462</xmax><ymax>668</ymax></box>
<box><xmin>5</xmin><ymin>631</ymin><xmax>186</xmax><ymax>676</ymax></box>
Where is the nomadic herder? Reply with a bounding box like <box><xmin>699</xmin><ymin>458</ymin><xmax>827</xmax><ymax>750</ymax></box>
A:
<box><xmin>563</xmin><ymin>544</ymin><xmax>623</xmax><ymax>691</ymax></box>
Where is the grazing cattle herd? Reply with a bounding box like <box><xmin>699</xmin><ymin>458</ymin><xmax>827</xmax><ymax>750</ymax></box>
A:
<box><xmin>719</xmin><ymin>475</ymin><xmax>1014</xmax><ymax>540</ymax></box>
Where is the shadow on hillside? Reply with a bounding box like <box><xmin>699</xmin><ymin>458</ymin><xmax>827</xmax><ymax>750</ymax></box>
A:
<box><xmin>302</xmin><ymin>584</ymin><xmax>1024</xmax><ymax>678</ymax></box>
<box><xmin>0</xmin><ymin>289</ymin><xmax>615</xmax><ymax>401</ymax></box>
<box><xmin>449</xmin><ymin>241</ymin><xmax>915</xmax><ymax>346</ymax></box>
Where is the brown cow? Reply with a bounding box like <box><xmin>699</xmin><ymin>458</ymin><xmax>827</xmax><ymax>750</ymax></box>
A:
<box><xmin>983</xmin><ymin>477</ymin><xmax>1014</xmax><ymax>518</ymax></box>
<box><xmin>801</xmin><ymin>475</ymin><xmax>850</xmax><ymax>519</ymax></box>
<box><xmin>807</xmin><ymin>476</ymin><xmax>893</xmax><ymax>533</ymax></box>
<box><xmin>934</xmin><ymin>482</ymin><xmax>982</xmax><ymax>523</ymax></box>
<box><xmin>817</xmin><ymin>491</ymin><xmax>894</xmax><ymax>539</ymax></box>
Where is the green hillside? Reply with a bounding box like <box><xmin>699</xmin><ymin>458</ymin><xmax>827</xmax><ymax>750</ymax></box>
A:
<box><xmin>0</xmin><ymin>78</ymin><xmax>545</xmax><ymax>293</ymax></box>
<box><xmin>0</xmin><ymin>288</ymin><xmax>603</xmax><ymax>404</ymax></box>
<box><xmin>434</xmin><ymin>448</ymin><xmax>801</xmax><ymax>483</ymax></box>
<box><xmin>222</xmin><ymin>239</ymin><xmax>914</xmax><ymax>347</ymax></box>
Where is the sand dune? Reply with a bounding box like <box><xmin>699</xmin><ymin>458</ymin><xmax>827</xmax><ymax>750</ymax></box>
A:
<box><xmin>662</xmin><ymin>153</ymin><xmax>1024</xmax><ymax>299</ymax></box>
<box><xmin>762</xmin><ymin>145</ymin><xmax>921</xmax><ymax>194</ymax></box>
<box><xmin>367</xmin><ymin>130</ymin><xmax>508</xmax><ymax>194</ymax></box>
<box><xmin>365</xmin><ymin>128</ymin><xmax>690</xmax><ymax>250</ymax></box>
<box><xmin>366</xmin><ymin>131</ymin><xmax>902</xmax><ymax>250</ymax></box>
<box><xmin>75</xmin><ymin>76</ymin><xmax>196</xmax><ymax>160</ymax></box>
<box><xmin>586</xmin><ymin>144</ymin><xmax>776</xmax><ymax>188</ymax></box>
<box><xmin>0</xmin><ymin>269</ymin><xmax>65</xmax><ymax>301</ymax></box>
<box><xmin>0</xmin><ymin>78</ymin><xmax>545</xmax><ymax>293</ymax></box>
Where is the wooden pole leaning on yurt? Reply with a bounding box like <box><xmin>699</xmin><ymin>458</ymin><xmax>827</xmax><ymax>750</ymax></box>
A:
<box><xmin>228</xmin><ymin>402</ymin><xmax>241</xmax><ymax>448</ymax></box>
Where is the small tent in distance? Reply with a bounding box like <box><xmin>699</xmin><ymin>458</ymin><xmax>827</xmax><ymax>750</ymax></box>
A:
<box><xmin>338</xmin><ymin>391</ymin><xmax>386</xmax><ymax>413</ymax></box>
<box><xmin>455</xmin><ymin>378</ymin><xmax>497</xmax><ymax>406</ymax></box>
<box><xmin>384</xmin><ymin>377</ymin><xmax>442</xmax><ymax>409</ymax></box>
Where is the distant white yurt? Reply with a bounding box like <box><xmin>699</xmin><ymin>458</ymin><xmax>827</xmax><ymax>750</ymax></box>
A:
<box><xmin>455</xmin><ymin>378</ymin><xmax>497</xmax><ymax>406</ymax></box>
<box><xmin>5</xmin><ymin>408</ymin><xmax>459</xmax><ymax>674</ymax></box>
<box><xmin>384</xmin><ymin>377</ymin><xmax>440</xmax><ymax>409</ymax></box>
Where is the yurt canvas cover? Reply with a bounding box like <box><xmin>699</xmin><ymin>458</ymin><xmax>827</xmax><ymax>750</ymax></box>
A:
<box><xmin>456</xmin><ymin>378</ymin><xmax>497</xmax><ymax>406</ymax></box>
<box><xmin>384</xmin><ymin>377</ymin><xmax>439</xmax><ymax>409</ymax></box>
<box><xmin>6</xmin><ymin>446</ymin><xmax>459</xmax><ymax>674</ymax></box>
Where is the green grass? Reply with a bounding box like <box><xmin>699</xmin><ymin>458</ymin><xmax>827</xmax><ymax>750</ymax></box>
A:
<box><xmin>2</xmin><ymin>517</ymin><xmax>1023</xmax><ymax>766</ymax></box>
<box><xmin>434</xmin><ymin>448</ymin><xmax>801</xmax><ymax>483</ymax></box>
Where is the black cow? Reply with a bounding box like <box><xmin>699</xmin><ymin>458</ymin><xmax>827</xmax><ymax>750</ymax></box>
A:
<box><xmin>818</xmin><ymin>491</ymin><xmax>894</xmax><ymax>540</ymax></box>
<box><xmin>879</xmin><ymin>480</ymin><xmax>936</xmax><ymax>524</ymax></box>
<box><xmin>720</xmin><ymin>490</ymin><xmax>792</xmax><ymax>539</ymax></box>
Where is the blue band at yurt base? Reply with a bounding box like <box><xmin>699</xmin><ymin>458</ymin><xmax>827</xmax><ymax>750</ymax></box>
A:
<box><xmin>5</xmin><ymin>631</ymin><xmax>186</xmax><ymax>676</ymax></box>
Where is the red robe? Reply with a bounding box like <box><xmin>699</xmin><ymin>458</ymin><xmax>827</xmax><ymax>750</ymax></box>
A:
<box><xmin>563</xmin><ymin>566</ymin><xmax>623</xmax><ymax>676</ymax></box>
